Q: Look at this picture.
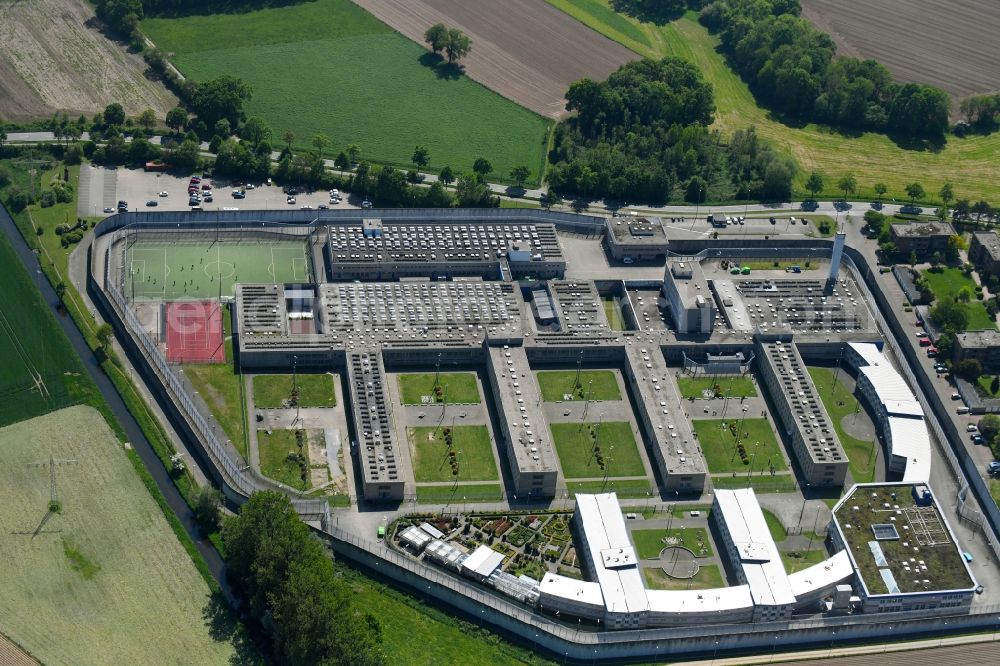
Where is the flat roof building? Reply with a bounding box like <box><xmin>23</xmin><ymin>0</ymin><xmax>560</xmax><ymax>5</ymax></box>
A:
<box><xmin>953</xmin><ymin>329</ymin><xmax>1000</xmax><ymax>372</ymax></box>
<box><xmin>890</xmin><ymin>222</ymin><xmax>955</xmax><ymax>260</ymax></box>
<box><xmin>969</xmin><ymin>231</ymin><xmax>1000</xmax><ymax>278</ymax></box>
<box><xmin>662</xmin><ymin>261</ymin><xmax>714</xmax><ymax>335</ymax></box>
<box><xmin>603</xmin><ymin>217</ymin><xmax>669</xmax><ymax>261</ymax></box>
<box><xmin>349</xmin><ymin>351</ymin><xmax>407</xmax><ymax>500</ymax></box>
<box><xmin>756</xmin><ymin>339</ymin><xmax>848</xmax><ymax>487</ymax></box>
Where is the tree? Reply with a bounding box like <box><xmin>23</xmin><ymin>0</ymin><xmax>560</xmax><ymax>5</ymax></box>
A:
<box><xmin>192</xmin><ymin>485</ymin><xmax>222</xmax><ymax>533</ymax></box>
<box><xmin>980</xmin><ymin>414</ymin><xmax>1000</xmax><ymax>440</ymax></box>
<box><xmin>95</xmin><ymin>0</ymin><xmax>143</xmax><ymax>37</ymax></box>
<box><xmin>213</xmin><ymin>118</ymin><xmax>231</xmax><ymax>138</ymax></box>
<box><xmin>837</xmin><ymin>173</ymin><xmax>857</xmax><ymax>201</ymax></box>
<box><xmin>346</xmin><ymin>144</ymin><xmax>361</xmax><ymax>164</ymax></box>
<box><xmin>241</xmin><ymin>116</ymin><xmax>272</xmax><ymax>146</ymax></box>
<box><xmin>445</xmin><ymin>28</ymin><xmax>472</xmax><ymax>64</ymax></box>
<box><xmin>954</xmin><ymin>359</ymin><xmax>983</xmax><ymax>382</ymax></box>
<box><xmin>909</xmin><ymin>249</ymin><xmax>919</xmax><ymax>267</ymax></box>
<box><xmin>455</xmin><ymin>174</ymin><xmax>497</xmax><ymax>207</ymax></box>
<box><xmin>282</xmin><ymin>130</ymin><xmax>295</xmax><ymax>150</ymax></box>
<box><xmin>166</xmin><ymin>138</ymin><xmax>201</xmax><ymax>171</ymax></box>
<box><xmin>874</xmin><ymin>182</ymin><xmax>887</xmax><ymax>202</ymax></box>
<box><xmin>510</xmin><ymin>166</ymin><xmax>531</xmax><ymax>188</ymax></box>
<box><xmin>438</xmin><ymin>165</ymin><xmax>455</xmax><ymax>186</ymax></box>
<box><xmin>311</xmin><ymin>132</ymin><xmax>330</xmax><ymax>160</ymax></box>
<box><xmin>939</xmin><ymin>182</ymin><xmax>955</xmax><ymax>208</ymax></box>
<box><xmin>540</xmin><ymin>190</ymin><xmax>562</xmax><ymax>209</ymax></box>
<box><xmin>805</xmin><ymin>172</ymin><xmax>823</xmax><ymax>199</ymax></box>
<box><xmin>103</xmin><ymin>102</ymin><xmax>125</xmax><ymax>127</ymax></box>
<box><xmin>412</xmin><ymin>145</ymin><xmax>430</xmax><ymax>169</ymax></box>
<box><xmin>905</xmin><ymin>182</ymin><xmax>925</xmax><ymax>204</ymax></box>
<box><xmin>136</xmin><ymin>108</ymin><xmax>156</xmax><ymax>133</ymax></box>
<box><xmin>424</xmin><ymin>23</ymin><xmax>449</xmax><ymax>54</ymax></box>
<box><xmin>930</xmin><ymin>298</ymin><xmax>969</xmax><ymax>333</ymax></box>
<box><xmin>472</xmin><ymin>157</ymin><xmax>493</xmax><ymax>178</ymax></box>
<box><xmin>888</xmin><ymin>83</ymin><xmax>950</xmax><ymax>138</ymax></box>
<box><xmin>96</xmin><ymin>323</ymin><xmax>113</xmax><ymax>352</ymax></box>
<box><xmin>334</xmin><ymin>151</ymin><xmax>349</xmax><ymax>171</ymax></box>
<box><xmin>191</xmin><ymin>75</ymin><xmax>252</xmax><ymax>131</ymax></box>
<box><xmin>165</xmin><ymin>106</ymin><xmax>187</xmax><ymax>133</ymax></box>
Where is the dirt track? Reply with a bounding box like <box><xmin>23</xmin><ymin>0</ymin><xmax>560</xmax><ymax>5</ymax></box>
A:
<box><xmin>350</xmin><ymin>0</ymin><xmax>637</xmax><ymax>118</ymax></box>
<box><xmin>802</xmin><ymin>0</ymin><xmax>1000</xmax><ymax>101</ymax></box>
<box><xmin>0</xmin><ymin>0</ymin><xmax>176</xmax><ymax>121</ymax></box>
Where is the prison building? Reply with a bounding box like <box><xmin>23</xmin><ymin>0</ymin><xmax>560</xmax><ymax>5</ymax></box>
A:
<box><xmin>603</xmin><ymin>216</ymin><xmax>669</xmax><ymax>261</ymax></box>
<box><xmin>548</xmin><ymin>280</ymin><xmax>610</xmax><ymax>334</ymax></box>
<box><xmin>349</xmin><ymin>351</ymin><xmax>406</xmax><ymax>500</ymax></box>
<box><xmin>846</xmin><ymin>343</ymin><xmax>931</xmax><ymax>483</ymax></box>
<box><xmin>662</xmin><ymin>261</ymin><xmax>714</xmax><ymax>335</ymax></box>
<box><xmin>485</xmin><ymin>345</ymin><xmax>558</xmax><ymax>498</ymax></box>
<box><xmin>326</xmin><ymin>221</ymin><xmax>565</xmax><ymax>280</ymax></box>
<box><xmin>622</xmin><ymin>343</ymin><xmax>705</xmax><ymax>493</ymax></box>
<box><xmin>756</xmin><ymin>339</ymin><xmax>848</xmax><ymax>487</ymax></box>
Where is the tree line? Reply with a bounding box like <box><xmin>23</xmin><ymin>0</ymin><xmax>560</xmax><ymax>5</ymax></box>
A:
<box><xmin>547</xmin><ymin>57</ymin><xmax>795</xmax><ymax>204</ymax></box>
<box><xmin>698</xmin><ymin>0</ymin><xmax>951</xmax><ymax>138</ymax></box>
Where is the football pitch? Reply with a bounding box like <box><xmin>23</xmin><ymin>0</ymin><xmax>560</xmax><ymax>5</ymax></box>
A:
<box><xmin>125</xmin><ymin>240</ymin><xmax>311</xmax><ymax>301</ymax></box>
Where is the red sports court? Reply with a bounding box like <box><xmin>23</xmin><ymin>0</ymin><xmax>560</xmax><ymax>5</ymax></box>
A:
<box><xmin>165</xmin><ymin>301</ymin><xmax>224</xmax><ymax>363</ymax></box>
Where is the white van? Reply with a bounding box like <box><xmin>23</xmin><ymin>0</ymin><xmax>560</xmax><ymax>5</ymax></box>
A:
<box><xmin>957</xmin><ymin>406</ymin><xmax>970</xmax><ymax>414</ymax></box>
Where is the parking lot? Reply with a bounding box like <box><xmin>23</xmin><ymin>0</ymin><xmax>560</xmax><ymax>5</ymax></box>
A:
<box><xmin>84</xmin><ymin>166</ymin><xmax>360</xmax><ymax>216</ymax></box>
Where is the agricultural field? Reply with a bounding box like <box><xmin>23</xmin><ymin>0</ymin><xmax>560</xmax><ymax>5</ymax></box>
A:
<box><xmin>801</xmin><ymin>0</ymin><xmax>1000</xmax><ymax>100</ymax></box>
<box><xmin>397</xmin><ymin>372</ymin><xmax>480</xmax><ymax>405</ymax></box>
<box><xmin>0</xmin><ymin>0</ymin><xmax>176</xmax><ymax>121</ymax></box>
<box><xmin>0</xmin><ymin>406</ymin><xmax>234</xmax><ymax>665</ymax></box>
<box><xmin>536</xmin><ymin>369</ymin><xmax>621</xmax><ymax>402</ymax></box>
<box><xmin>0</xmin><ymin>229</ymin><xmax>95</xmax><ymax>428</ymax></box>
<box><xmin>253</xmin><ymin>373</ymin><xmax>336</xmax><ymax>409</ymax></box>
<box><xmin>352</xmin><ymin>0</ymin><xmax>637</xmax><ymax>118</ymax></box>
<box><xmin>142</xmin><ymin>0</ymin><xmax>550</xmax><ymax>180</ymax></box>
<box><xmin>408</xmin><ymin>425</ymin><xmax>497</xmax><ymax>483</ymax></box>
<box><xmin>544</xmin><ymin>3</ymin><xmax>1000</xmax><ymax>203</ymax></box>
<box><xmin>550</xmin><ymin>421</ymin><xmax>645</xmax><ymax>479</ymax></box>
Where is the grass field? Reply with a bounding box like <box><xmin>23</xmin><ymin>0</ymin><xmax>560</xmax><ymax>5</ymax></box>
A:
<box><xmin>710</xmin><ymin>474</ymin><xmax>798</xmax><ymax>493</ymax></box>
<box><xmin>544</xmin><ymin>3</ymin><xmax>1000</xmax><ymax>203</ymax></box>
<box><xmin>142</xmin><ymin>0</ymin><xmax>550</xmax><ymax>181</ymax></box>
<box><xmin>415</xmin><ymin>483</ymin><xmax>504</xmax><ymax>503</ymax></box>
<box><xmin>550</xmin><ymin>421</ymin><xmax>645</xmax><ymax>478</ymax></box>
<box><xmin>253</xmin><ymin>373</ymin><xmax>336</xmax><ymax>408</ymax></box>
<box><xmin>642</xmin><ymin>564</ymin><xmax>724</xmax><ymax>591</ymax></box>
<box><xmin>397</xmin><ymin>372</ymin><xmax>480</xmax><ymax>405</ymax></box>
<box><xmin>692</xmin><ymin>418</ymin><xmax>787</xmax><ymax>475</ymax></box>
<box><xmin>807</xmin><ymin>366</ymin><xmax>877</xmax><ymax>483</ymax></box>
<box><xmin>781</xmin><ymin>548</ymin><xmax>829</xmax><ymax>574</ymax></box>
<box><xmin>258</xmin><ymin>428</ymin><xmax>311</xmax><ymax>489</ymax></box>
<box><xmin>0</xmin><ymin>230</ymin><xmax>94</xmax><ymax>428</ymax></box>
<box><xmin>536</xmin><ymin>370</ymin><xmax>622</xmax><ymax>402</ymax></box>
<box><xmin>0</xmin><ymin>406</ymin><xmax>234</xmax><ymax>665</ymax></box>
<box><xmin>977</xmin><ymin>375</ymin><xmax>1000</xmax><ymax>398</ymax></box>
<box><xmin>602</xmin><ymin>297</ymin><xmax>626</xmax><ymax>330</ymax></box>
<box><xmin>762</xmin><ymin>508</ymin><xmax>788</xmax><ymax>542</ymax></box>
<box><xmin>919</xmin><ymin>267</ymin><xmax>995</xmax><ymax>330</ymax></box>
<box><xmin>408</xmin><ymin>426</ymin><xmax>497</xmax><ymax>483</ymax></box>
<box><xmin>676</xmin><ymin>375</ymin><xmax>757</xmax><ymax>400</ymax></box>
<box><xmin>183</xmin><ymin>363</ymin><xmax>248</xmax><ymax>460</ymax></box>
<box><xmin>126</xmin><ymin>240</ymin><xmax>310</xmax><ymax>301</ymax></box>
<box><xmin>567</xmin><ymin>478</ymin><xmax>654</xmax><ymax>498</ymax></box>
<box><xmin>631</xmin><ymin>527</ymin><xmax>713</xmax><ymax>559</ymax></box>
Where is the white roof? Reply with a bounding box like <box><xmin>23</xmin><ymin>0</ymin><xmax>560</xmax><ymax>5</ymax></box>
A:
<box><xmin>788</xmin><ymin>550</ymin><xmax>853</xmax><ymax>598</ymax></box>
<box><xmin>462</xmin><ymin>545</ymin><xmax>505</xmax><ymax>578</ymax></box>
<box><xmin>399</xmin><ymin>525</ymin><xmax>431</xmax><ymax>548</ymax></box>
<box><xmin>576</xmin><ymin>493</ymin><xmax>649</xmax><ymax>615</ymax></box>
<box><xmin>538</xmin><ymin>573</ymin><xmax>604</xmax><ymax>609</ymax></box>
<box><xmin>714</xmin><ymin>489</ymin><xmax>796</xmax><ymax>608</ymax></box>
<box><xmin>849</xmin><ymin>342</ymin><xmax>884</xmax><ymax>366</ymax></box>
<box><xmin>646</xmin><ymin>585</ymin><xmax>754</xmax><ymax>614</ymax></box>
<box><xmin>887</xmin><ymin>417</ymin><xmax>932</xmax><ymax>483</ymax></box>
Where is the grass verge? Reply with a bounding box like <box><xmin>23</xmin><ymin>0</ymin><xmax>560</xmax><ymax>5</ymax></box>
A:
<box><xmin>253</xmin><ymin>372</ymin><xmax>336</xmax><ymax>408</ymax></box>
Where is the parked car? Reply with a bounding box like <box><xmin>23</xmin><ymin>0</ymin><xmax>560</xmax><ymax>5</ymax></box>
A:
<box><xmin>951</xmin><ymin>392</ymin><xmax>962</xmax><ymax>400</ymax></box>
<box><xmin>286</xmin><ymin>197</ymin><xmax>296</xmax><ymax>205</ymax></box>
<box><xmin>361</xmin><ymin>199</ymin><xmax>373</xmax><ymax>209</ymax></box>
<box><xmin>318</xmin><ymin>204</ymin><xmax>329</xmax><ymax>210</ymax></box>
<box><xmin>967</xmin><ymin>424</ymin><xmax>978</xmax><ymax>433</ymax></box>
<box><xmin>972</xmin><ymin>434</ymin><xmax>984</xmax><ymax>444</ymax></box>
<box><xmin>232</xmin><ymin>191</ymin><xmax>245</xmax><ymax>199</ymax></box>
<box><xmin>145</xmin><ymin>200</ymin><xmax>158</xmax><ymax>207</ymax></box>
<box><xmin>988</xmin><ymin>461</ymin><xmax>1000</xmax><ymax>476</ymax></box>
<box><xmin>103</xmin><ymin>206</ymin><xmax>114</xmax><ymax>213</ymax></box>
<box><xmin>158</xmin><ymin>191</ymin><xmax>168</xmax><ymax>197</ymax></box>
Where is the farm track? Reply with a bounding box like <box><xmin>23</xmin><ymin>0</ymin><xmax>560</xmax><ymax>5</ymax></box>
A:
<box><xmin>0</xmin><ymin>0</ymin><xmax>176</xmax><ymax>121</ymax></box>
<box><xmin>802</xmin><ymin>0</ymin><xmax>1000</xmax><ymax>101</ymax></box>
<box><xmin>350</xmin><ymin>0</ymin><xmax>637</xmax><ymax>118</ymax></box>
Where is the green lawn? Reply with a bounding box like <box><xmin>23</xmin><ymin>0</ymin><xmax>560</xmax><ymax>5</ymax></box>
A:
<box><xmin>919</xmin><ymin>267</ymin><xmax>995</xmax><ymax>330</ymax></box>
<box><xmin>602</xmin><ymin>297</ymin><xmax>626</xmax><ymax>331</ymax></box>
<box><xmin>415</xmin><ymin>484</ymin><xmax>504</xmax><ymax>504</ymax></box>
<box><xmin>642</xmin><ymin>564</ymin><xmax>724</xmax><ymax>591</ymax></box>
<box><xmin>711</xmin><ymin>474</ymin><xmax>798</xmax><ymax>493</ymax></box>
<box><xmin>567</xmin><ymin>478</ymin><xmax>654</xmax><ymax>498</ymax></box>
<box><xmin>676</xmin><ymin>375</ymin><xmax>757</xmax><ymax>400</ymax></box>
<box><xmin>143</xmin><ymin>0</ymin><xmax>550</xmax><ymax>181</ymax></box>
<box><xmin>761</xmin><ymin>509</ymin><xmax>787</xmax><ymax>542</ymax></box>
<box><xmin>183</xmin><ymin>363</ymin><xmax>248</xmax><ymax>460</ymax></box>
<box><xmin>550</xmin><ymin>421</ymin><xmax>645</xmax><ymax>478</ymax></box>
<box><xmin>257</xmin><ymin>429</ymin><xmax>311</xmax><ymax>490</ymax></box>
<box><xmin>536</xmin><ymin>370</ymin><xmax>621</xmax><ymax>402</ymax></box>
<box><xmin>543</xmin><ymin>3</ymin><xmax>1000</xmax><ymax>203</ymax></box>
<box><xmin>693</xmin><ymin>419</ymin><xmax>787</xmax><ymax>475</ymax></box>
<box><xmin>398</xmin><ymin>372</ymin><xmax>480</xmax><ymax>405</ymax></box>
<box><xmin>780</xmin><ymin>549</ymin><xmax>829</xmax><ymax>574</ymax></box>
<box><xmin>630</xmin><ymin>527</ymin><xmax>713</xmax><ymax>559</ymax></box>
<box><xmin>408</xmin><ymin>426</ymin><xmax>497</xmax><ymax>482</ymax></box>
<box><xmin>991</xmin><ymin>479</ymin><xmax>1000</xmax><ymax>509</ymax></box>
<box><xmin>807</xmin><ymin>366</ymin><xmax>878</xmax><ymax>483</ymax></box>
<box><xmin>253</xmin><ymin>373</ymin><xmax>336</xmax><ymax>408</ymax></box>
<box><xmin>977</xmin><ymin>375</ymin><xmax>1000</xmax><ymax>397</ymax></box>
